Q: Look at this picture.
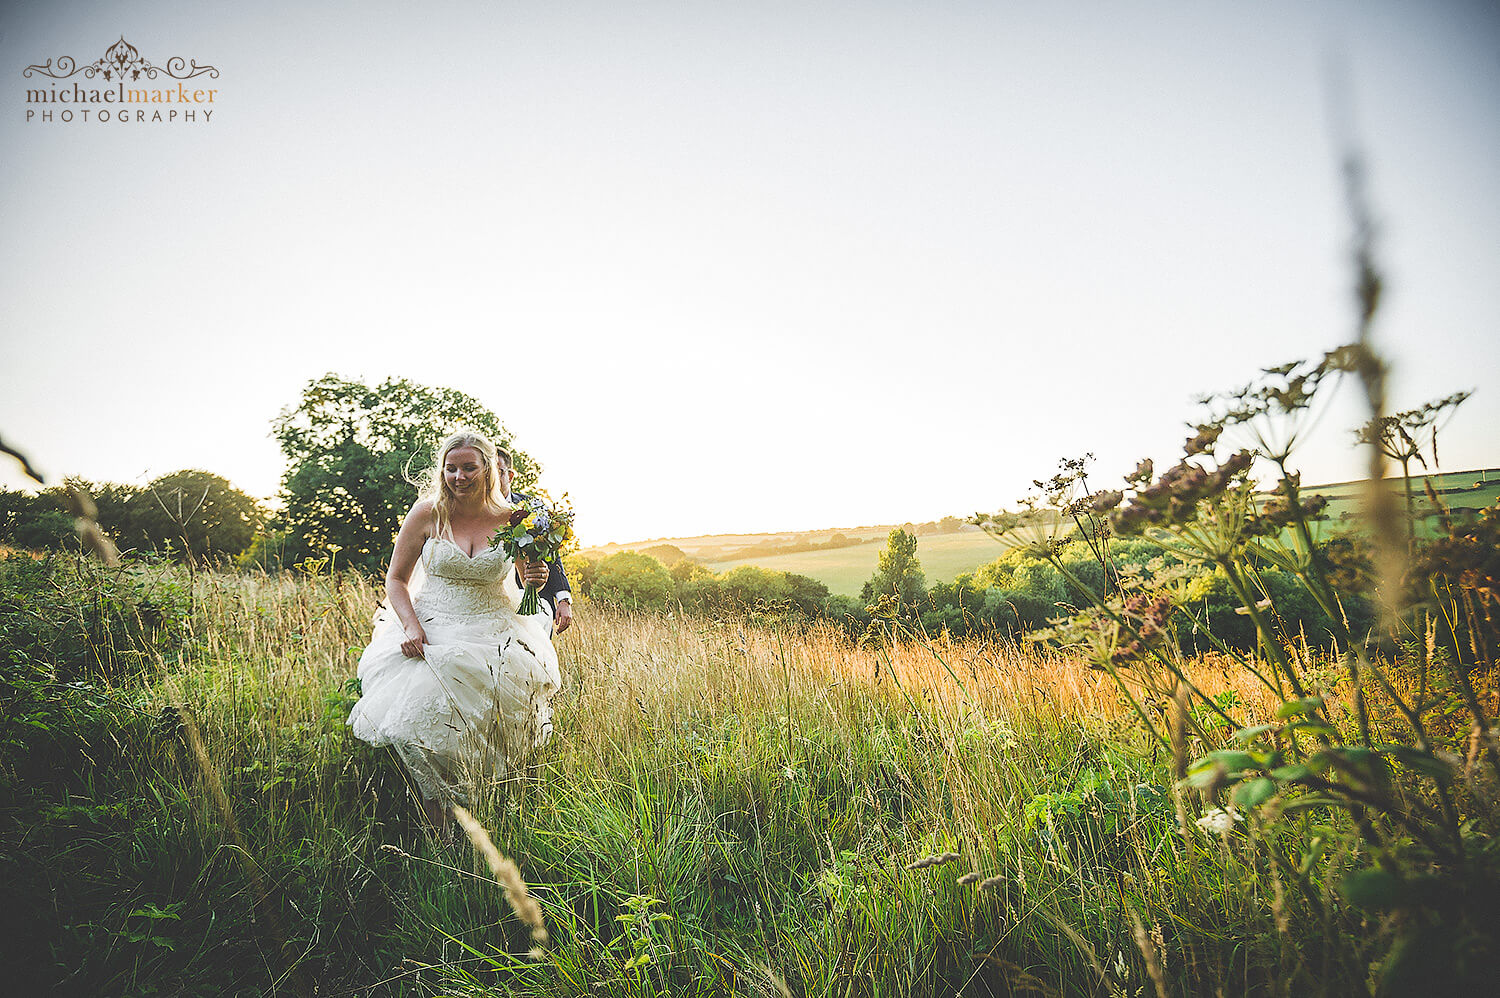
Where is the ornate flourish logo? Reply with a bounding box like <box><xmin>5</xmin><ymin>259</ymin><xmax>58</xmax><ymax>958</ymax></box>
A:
<box><xmin>23</xmin><ymin>36</ymin><xmax>218</xmax><ymax>82</ymax></box>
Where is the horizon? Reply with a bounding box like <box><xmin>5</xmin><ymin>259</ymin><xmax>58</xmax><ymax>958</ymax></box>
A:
<box><xmin>583</xmin><ymin>463</ymin><xmax>1500</xmax><ymax>550</ymax></box>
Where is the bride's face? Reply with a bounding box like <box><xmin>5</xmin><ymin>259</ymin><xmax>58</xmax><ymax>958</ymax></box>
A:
<box><xmin>443</xmin><ymin>446</ymin><xmax>486</xmax><ymax>502</ymax></box>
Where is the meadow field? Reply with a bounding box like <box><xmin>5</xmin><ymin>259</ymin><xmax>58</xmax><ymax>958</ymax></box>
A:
<box><xmin>701</xmin><ymin>529</ymin><xmax>1011</xmax><ymax>597</ymax></box>
<box><xmin>587</xmin><ymin>526</ymin><xmax>895</xmax><ymax>563</ymax></box>
<box><xmin>4</xmin><ymin>547</ymin><xmax>1495</xmax><ymax>997</ymax></box>
<box><xmin>1308</xmin><ymin>468</ymin><xmax>1500</xmax><ymax>540</ymax></box>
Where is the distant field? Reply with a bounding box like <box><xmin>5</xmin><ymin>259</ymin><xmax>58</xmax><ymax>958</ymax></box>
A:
<box><xmin>703</xmin><ymin>528</ymin><xmax>1015</xmax><ymax>597</ymax></box>
<box><xmin>584</xmin><ymin>468</ymin><xmax>1498</xmax><ymax>597</ymax></box>
<box><xmin>591</xmin><ymin>525</ymin><xmax>896</xmax><ymax>563</ymax></box>
<box><xmin>1310</xmin><ymin>468</ymin><xmax>1500</xmax><ymax>540</ymax></box>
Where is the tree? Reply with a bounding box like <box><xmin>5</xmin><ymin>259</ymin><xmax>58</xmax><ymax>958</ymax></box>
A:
<box><xmin>132</xmin><ymin>470</ymin><xmax>265</xmax><ymax>563</ymax></box>
<box><xmin>44</xmin><ymin>480</ymin><xmax>147</xmax><ymax>553</ymax></box>
<box><xmin>645</xmin><ymin>540</ymin><xmax>690</xmax><ymax>564</ymax></box>
<box><xmin>640</xmin><ymin>543</ymin><xmax>689</xmax><ymax>566</ymax></box>
<box><xmin>720</xmin><ymin>566</ymin><xmax>793</xmax><ymax>611</ymax></box>
<box><xmin>861</xmin><ymin>527</ymin><xmax>927</xmax><ymax>611</ymax></box>
<box><xmin>589</xmin><ymin>551</ymin><xmax>673</xmax><ymax>609</ymax></box>
<box><xmin>672</xmin><ymin>562</ymin><xmax>721</xmax><ymax>612</ymax></box>
<box><xmin>784</xmin><ymin>572</ymin><xmax>831</xmax><ymax>618</ymax></box>
<box><xmin>0</xmin><ymin>489</ymin><xmax>73</xmax><ymax>550</ymax></box>
<box><xmin>6</xmin><ymin>475</ymin><xmax>262</xmax><ymax>563</ymax></box>
<box><xmin>564</xmin><ymin>553</ymin><xmax>600</xmax><ymax>596</ymax></box>
<box><xmin>272</xmin><ymin>374</ymin><xmax>537</xmax><ymax>574</ymax></box>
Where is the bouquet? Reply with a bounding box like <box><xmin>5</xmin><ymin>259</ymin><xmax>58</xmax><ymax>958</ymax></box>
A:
<box><xmin>492</xmin><ymin>493</ymin><xmax>575</xmax><ymax>616</ymax></box>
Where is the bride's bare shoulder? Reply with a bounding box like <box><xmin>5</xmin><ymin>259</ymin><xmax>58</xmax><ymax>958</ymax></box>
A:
<box><xmin>402</xmin><ymin>498</ymin><xmax>438</xmax><ymax>533</ymax></box>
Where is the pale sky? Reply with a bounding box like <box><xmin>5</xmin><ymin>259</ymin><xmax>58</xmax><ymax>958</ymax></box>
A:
<box><xmin>3</xmin><ymin>1</ymin><xmax>1497</xmax><ymax>545</ymax></box>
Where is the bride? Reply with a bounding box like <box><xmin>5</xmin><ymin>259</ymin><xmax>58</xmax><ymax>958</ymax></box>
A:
<box><xmin>347</xmin><ymin>429</ymin><xmax>562</xmax><ymax>833</ymax></box>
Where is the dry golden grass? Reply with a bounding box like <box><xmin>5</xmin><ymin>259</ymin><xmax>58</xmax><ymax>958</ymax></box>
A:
<box><xmin>556</xmin><ymin>602</ymin><xmax>1287</xmax><ymax>748</ymax></box>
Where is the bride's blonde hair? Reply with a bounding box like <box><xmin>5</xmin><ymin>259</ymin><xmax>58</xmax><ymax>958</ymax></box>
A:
<box><xmin>417</xmin><ymin>429</ymin><xmax>513</xmax><ymax>540</ymax></box>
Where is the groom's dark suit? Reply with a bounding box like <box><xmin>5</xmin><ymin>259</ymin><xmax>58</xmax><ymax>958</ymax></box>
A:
<box><xmin>508</xmin><ymin>489</ymin><xmax>572</xmax><ymax>618</ymax></box>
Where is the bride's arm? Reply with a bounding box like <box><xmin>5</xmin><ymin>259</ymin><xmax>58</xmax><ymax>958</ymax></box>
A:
<box><xmin>387</xmin><ymin>500</ymin><xmax>433</xmax><ymax>658</ymax></box>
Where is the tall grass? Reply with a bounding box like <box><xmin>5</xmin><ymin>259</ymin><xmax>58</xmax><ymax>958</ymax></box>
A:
<box><xmin>4</xmin><ymin>552</ymin><xmax>1422</xmax><ymax>996</ymax></box>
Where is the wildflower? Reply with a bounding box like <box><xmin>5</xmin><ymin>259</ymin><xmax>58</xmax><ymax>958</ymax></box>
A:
<box><xmin>1112</xmin><ymin>450</ymin><xmax>1253</xmax><ymax>537</ymax></box>
<box><xmin>1125</xmin><ymin>459</ymin><xmax>1154</xmax><ymax>487</ymax></box>
<box><xmin>1411</xmin><ymin>502</ymin><xmax>1500</xmax><ymax>603</ymax></box>
<box><xmin>783</xmin><ymin>765</ymin><xmax>797</xmax><ymax>782</ymax></box>
<box><xmin>1090</xmin><ymin>490</ymin><xmax>1123</xmax><ymax>513</ymax></box>
<box><xmin>1184</xmin><ymin>424</ymin><xmax>1222</xmax><ymax>456</ymax></box>
<box><xmin>1194</xmin><ymin>806</ymin><xmax>1241</xmax><ymax>834</ymax></box>
<box><xmin>1109</xmin><ymin>594</ymin><xmax>1174</xmax><ymax>664</ymax></box>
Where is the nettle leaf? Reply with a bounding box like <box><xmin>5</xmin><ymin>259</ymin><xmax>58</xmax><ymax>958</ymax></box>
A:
<box><xmin>1287</xmin><ymin>721</ymin><xmax>1338</xmax><ymax>739</ymax></box>
<box><xmin>1233</xmin><ymin>723</ymin><xmax>1277</xmax><ymax>743</ymax></box>
<box><xmin>1305</xmin><ymin>752</ymin><xmax>1338</xmax><ymax>775</ymax></box>
<box><xmin>1275</xmin><ymin>696</ymin><xmax>1325</xmax><ymax>720</ymax></box>
<box><xmin>1232</xmin><ymin>777</ymin><xmax>1278</xmax><ymax>808</ymax></box>
<box><xmin>1380</xmin><ymin>745</ymin><xmax>1454</xmax><ymax>782</ymax></box>
<box><xmin>1271</xmin><ymin>763</ymin><xmax>1312</xmax><ymax>782</ymax></box>
<box><xmin>1322</xmin><ymin>746</ymin><xmax>1393</xmax><ymax>792</ymax></box>
<box><xmin>1184</xmin><ymin>762</ymin><xmax>1228</xmax><ymax>789</ymax></box>
<box><xmin>129</xmin><ymin>904</ymin><xmax>181</xmax><ymax>921</ymax></box>
<box><xmin>1326</xmin><ymin>746</ymin><xmax>1376</xmax><ymax>767</ymax></box>
<box><xmin>1207</xmin><ymin>750</ymin><xmax>1262</xmax><ymax>772</ymax></box>
<box><xmin>1340</xmin><ymin>868</ymin><xmax>1407</xmax><ymax>910</ymax></box>
<box><xmin>1279</xmin><ymin>793</ymin><xmax>1344</xmax><ymax>813</ymax></box>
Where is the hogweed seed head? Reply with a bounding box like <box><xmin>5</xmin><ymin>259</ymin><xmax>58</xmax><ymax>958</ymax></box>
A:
<box><xmin>1184</xmin><ymin>424</ymin><xmax>1223</xmax><ymax>457</ymax></box>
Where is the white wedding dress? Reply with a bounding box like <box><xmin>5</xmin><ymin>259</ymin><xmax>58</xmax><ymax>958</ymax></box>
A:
<box><xmin>347</xmin><ymin>536</ymin><xmax>561</xmax><ymax>801</ymax></box>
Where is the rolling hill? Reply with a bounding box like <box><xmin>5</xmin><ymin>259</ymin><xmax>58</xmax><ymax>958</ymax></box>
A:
<box><xmin>581</xmin><ymin>468</ymin><xmax>1499</xmax><ymax>597</ymax></box>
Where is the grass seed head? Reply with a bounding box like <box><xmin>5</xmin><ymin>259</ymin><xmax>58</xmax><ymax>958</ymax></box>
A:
<box><xmin>451</xmin><ymin>805</ymin><xmax>549</xmax><ymax>948</ymax></box>
<box><xmin>906</xmin><ymin>850</ymin><xmax>960</xmax><ymax>871</ymax></box>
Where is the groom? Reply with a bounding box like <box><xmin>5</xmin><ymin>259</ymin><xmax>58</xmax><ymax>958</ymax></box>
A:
<box><xmin>496</xmin><ymin>447</ymin><xmax>573</xmax><ymax>634</ymax></box>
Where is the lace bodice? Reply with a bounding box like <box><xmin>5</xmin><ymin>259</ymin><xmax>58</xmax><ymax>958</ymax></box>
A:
<box><xmin>415</xmin><ymin>537</ymin><xmax>517</xmax><ymax>620</ymax></box>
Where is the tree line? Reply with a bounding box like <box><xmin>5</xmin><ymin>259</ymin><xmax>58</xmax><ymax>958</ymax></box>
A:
<box><xmin>0</xmin><ymin>371</ymin><xmax>1377</xmax><ymax>653</ymax></box>
<box><xmin>0</xmin><ymin>374</ymin><xmax>537</xmax><ymax>574</ymax></box>
<box><xmin>0</xmin><ymin>471</ymin><xmax>264</xmax><ymax>564</ymax></box>
<box><xmin>566</xmin><ymin>524</ymin><xmax>1378</xmax><ymax>651</ymax></box>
